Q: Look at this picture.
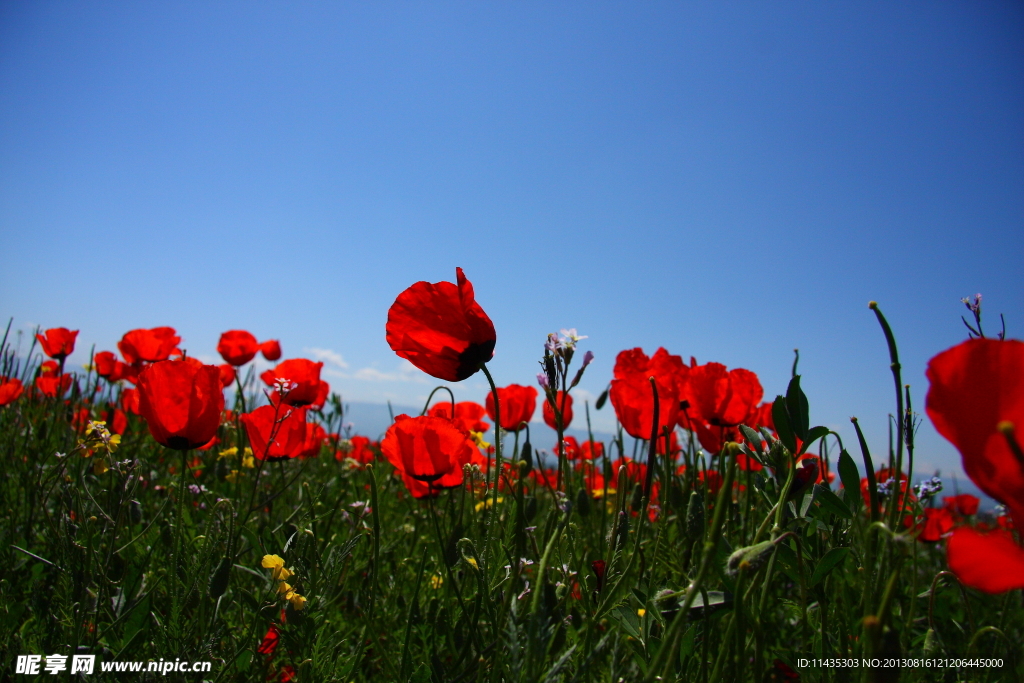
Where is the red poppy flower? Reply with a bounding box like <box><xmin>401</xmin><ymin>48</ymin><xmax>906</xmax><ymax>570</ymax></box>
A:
<box><xmin>257</xmin><ymin>624</ymin><xmax>280</xmax><ymax>656</ymax></box>
<box><xmin>947</xmin><ymin>526</ymin><xmax>1024</xmax><ymax>593</ymax></box>
<box><xmin>260</xmin><ymin>340</ymin><xmax>282</xmax><ymax>361</ymax></box>
<box><xmin>685</xmin><ymin>363</ymin><xmax>763</xmax><ymax>429</ymax></box>
<box><xmin>613</xmin><ymin>347</ymin><xmax>689</xmax><ymax>388</ymax></box>
<box><xmin>0</xmin><ymin>377</ymin><xmax>25</xmax><ymax>406</ymax></box>
<box><xmin>380</xmin><ymin>414</ymin><xmax>477</xmax><ymax>487</ymax></box>
<box><xmin>36</xmin><ymin>328</ymin><xmax>78</xmax><ymax>360</ymax></box>
<box><xmin>737</xmin><ymin>452</ymin><xmax>764</xmax><ymax>472</ymax></box>
<box><xmin>241</xmin><ymin>404</ymin><xmax>310</xmax><ymax>461</ymax></box>
<box><xmin>118</xmin><ymin>327</ymin><xmax>181</xmax><ymax>365</ymax></box>
<box><xmin>121</xmin><ymin>387</ymin><xmax>141</xmax><ymax>415</ymax></box>
<box><xmin>916</xmin><ymin>507</ymin><xmax>954</xmax><ymax>542</ymax></box>
<box><xmin>217</xmin><ymin>330</ymin><xmax>260</xmax><ymax>366</ymax></box>
<box><xmin>753</xmin><ymin>401</ymin><xmax>774</xmax><ymax>432</ymax></box>
<box><xmin>197</xmin><ymin>435</ymin><xmax>219</xmax><ymax>451</ymax></box>
<box><xmin>35</xmin><ymin>374</ymin><xmax>73</xmax><ymax>398</ymax></box>
<box><xmin>925</xmin><ymin>338</ymin><xmax>1024</xmax><ymax>529</ymax></box>
<box><xmin>94</xmin><ymin>350</ymin><xmax>134</xmax><ymax>383</ymax></box>
<box><xmin>260</xmin><ymin>359</ymin><xmax>325</xmax><ymax>407</ymax></box>
<box><xmin>543</xmin><ymin>391</ymin><xmax>574</xmax><ymax>430</ymax></box>
<box><xmin>580</xmin><ymin>440</ymin><xmax>605</xmax><ymax>460</ymax></box>
<box><xmin>611</xmin><ymin>371</ymin><xmax>679</xmax><ymax>440</ymax></box>
<box><xmin>216</xmin><ymin>364</ymin><xmax>236</xmax><ymax>389</ymax></box>
<box><xmin>591</xmin><ymin>559</ymin><xmax>607</xmax><ymax>591</ymax></box>
<box><xmin>296</xmin><ymin>421</ymin><xmax>327</xmax><ymax>459</ymax></box>
<box><xmin>102</xmin><ymin>405</ymin><xmax>128</xmax><ymax>435</ymax></box>
<box><xmin>575</xmin><ymin>460</ymin><xmax>610</xmax><ymax>496</ymax></box>
<box><xmin>485</xmin><ymin>384</ymin><xmax>538</xmax><ymax>432</ymax></box>
<box><xmin>943</xmin><ymin>494</ymin><xmax>980</xmax><ymax>517</ymax></box>
<box><xmin>385</xmin><ymin>267</ymin><xmax>496</xmax><ymax>382</ymax></box>
<box><xmin>137</xmin><ymin>359</ymin><xmax>224</xmax><ymax>450</ymax></box>
<box><xmin>40</xmin><ymin>360</ymin><xmax>59</xmax><ymax>375</ymax></box>
<box><xmin>428</xmin><ymin>401</ymin><xmax>491</xmax><ymax>435</ymax></box>
<box><xmin>698</xmin><ymin>469</ymin><xmax>723</xmax><ymax>496</ymax></box>
<box><xmin>336</xmin><ymin>435</ymin><xmax>376</xmax><ymax>465</ymax></box>
<box><xmin>555</xmin><ymin>435</ymin><xmax>581</xmax><ymax>460</ymax></box>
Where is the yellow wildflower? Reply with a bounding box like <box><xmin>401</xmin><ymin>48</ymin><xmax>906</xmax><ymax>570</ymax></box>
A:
<box><xmin>474</xmin><ymin>496</ymin><xmax>504</xmax><ymax>512</ymax></box>
<box><xmin>637</xmin><ymin>608</ymin><xmax>646</xmax><ymax>617</ymax></box>
<box><xmin>469</xmin><ymin>431</ymin><xmax>491</xmax><ymax>450</ymax></box>
<box><xmin>286</xmin><ymin>591</ymin><xmax>307</xmax><ymax>611</ymax></box>
<box><xmin>242</xmin><ymin>452</ymin><xmax>255</xmax><ymax>469</ymax></box>
<box><xmin>261</xmin><ymin>554</ymin><xmax>293</xmax><ymax>581</ymax></box>
<box><xmin>430</xmin><ymin>574</ymin><xmax>443</xmax><ymax>589</ymax></box>
<box><xmin>92</xmin><ymin>458</ymin><xmax>109</xmax><ymax>475</ymax></box>
<box><xmin>225</xmin><ymin>469</ymin><xmax>240</xmax><ymax>483</ymax></box>
<box><xmin>277</xmin><ymin>581</ymin><xmax>292</xmax><ymax>594</ymax></box>
<box><xmin>464</xmin><ymin>556</ymin><xmax>479</xmax><ymax>570</ymax></box>
<box><xmin>218</xmin><ymin>447</ymin><xmax>238</xmax><ymax>460</ymax></box>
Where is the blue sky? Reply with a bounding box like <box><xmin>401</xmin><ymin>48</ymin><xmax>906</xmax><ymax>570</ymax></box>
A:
<box><xmin>2</xmin><ymin>2</ymin><xmax>1021</xmax><ymax>495</ymax></box>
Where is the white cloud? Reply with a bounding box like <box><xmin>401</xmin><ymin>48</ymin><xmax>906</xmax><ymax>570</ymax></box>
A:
<box><xmin>353</xmin><ymin>359</ymin><xmax>428</xmax><ymax>384</ymax></box>
<box><xmin>304</xmin><ymin>347</ymin><xmax>349</xmax><ymax>369</ymax></box>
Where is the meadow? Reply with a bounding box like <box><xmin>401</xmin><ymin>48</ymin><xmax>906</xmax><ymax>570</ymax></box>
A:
<box><xmin>0</xmin><ymin>272</ymin><xmax>1020</xmax><ymax>682</ymax></box>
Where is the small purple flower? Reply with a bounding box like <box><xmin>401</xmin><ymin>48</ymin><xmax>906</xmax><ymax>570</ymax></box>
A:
<box><xmin>537</xmin><ymin>372</ymin><xmax>550</xmax><ymax>389</ymax></box>
<box><xmin>581</xmin><ymin>350</ymin><xmax>595</xmax><ymax>368</ymax></box>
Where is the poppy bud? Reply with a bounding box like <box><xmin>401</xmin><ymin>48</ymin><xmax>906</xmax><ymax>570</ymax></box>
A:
<box><xmin>686</xmin><ymin>491</ymin><xmax>704</xmax><ymax>540</ymax></box>
<box><xmin>725</xmin><ymin>540</ymin><xmax>776</xmax><ymax>577</ymax></box>
<box><xmin>574</xmin><ymin>487</ymin><xmax>592</xmax><ymax>517</ymax></box>
<box><xmin>520</xmin><ymin>439</ymin><xmax>533</xmax><ymax>473</ymax></box>
<box><xmin>630</xmin><ymin>482</ymin><xmax>643</xmax><ymax>512</ymax></box>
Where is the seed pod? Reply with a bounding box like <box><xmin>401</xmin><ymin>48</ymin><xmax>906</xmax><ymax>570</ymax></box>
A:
<box><xmin>209</xmin><ymin>555</ymin><xmax>232</xmax><ymax>599</ymax></box>
<box><xmin>630</xmin><ymin>482</ymin><xmax>643</xmax><ymax>512</ymax></box>
<box><xmin>574</xmin><ymin>488</ymin><xmax>592</xmax><ymax>517</ymax></box>
<box><xmin>686</xmin><ymin>491</ymin><xmax>704</xmax><ymax>540</ymax></box>
<box><xmin>525</xmin><ymin>497</ymin><xmax>537</xmax><ymax>522</ymax></box>
<box><xmin>923</xmin><ymin>628</ymin><xmax>938</xmax><ymax>656</ymax></box>
<box><xmin>615</xmin><ymin>511</ymin><xmax>630</xmax><ymax>550</ymax></box>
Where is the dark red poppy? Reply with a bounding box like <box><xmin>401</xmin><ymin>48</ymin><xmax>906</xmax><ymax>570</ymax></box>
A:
<box><xmin>0</xmin><ymin>377</ymin><xmax>25</xmax><ymax>406</ymax></box>
<box><xmin>916</xmin><ymin>507</ymin><xmax>954</xmax><ymax>542</ymax></box>
<box><xmin>485</xmin><ymin>384</ymin><xmax>538</xmax><ymax>431</ymax></box>
<box><xmin>217</xmin><ymin>330</ymin><xmax>260</xmax><ymax>366</ymax></box>
<box><xmin>610</xmin><ymin>371</ymin><xmax>679</xmax><ymax>440</ymax></box>
<box><xmin>543</xmin><ymin>391</ymin><xmax>574</xmax><ymax>430</ymax></box>
<box><xmin>36</xmin><ymin>327</ymin><xmax>78</xmax><ymax>360</ymax></box>
<box><xmin>530</xmin><ymin>467</ymin><xmax>558</xmax><ymax>490</ymax></box>
<box><xmin>943</xmin><ymin>494</ymin><xmax>980</xmax><ymax>517</ymax></box>
<box><xmin>591</xmin><ymin>560</ymin><xmax>607</xmax><ymax>591</ymax></box>
<box><xmin>925</xmin><ymin>338</ymin><xmax>1024</xmax><ymax>529</ymax></box>
<box><xmin>241</xmin><ymin>404</ymin><xmax>309</xmax><ymax>461</ymax></box>
<box><xmin>118</xmin><ymin>327</ymin><xmax>181</xmax><ymax>365</ymax></box>
<box><xmin>698</xmin><ymin>469</ymin><xmax>723</xmax><ymax>496</ymax></box>
<box><xmin>197</xmin><ymin>435</ymin><xmax>219</xmax><ymax>451</ymax></box>
<box><xmin>737</xmin><ymin>452</ymin><xmax>764</xmax><ymax>472</ymax></box>
<box><xmin>257</xmin><ymin>624</ymin><xmax>280</xmax><ymax>656</ymax></box>
<box><xmin>947</xmin><ymin>526</ymin><xmax>1024</xmax><ymax>593</ymax></box>
<box><xmin>137</xmin><ymin>359</ymin><xmax>224</xmax><ymax>450</ymax></box>
<box><xmin>576</xmin><ymin>460</ymin><xmax>609</xmax><ymax>495</ymax></box>
<box><xmin>580</xmin><ymin>440</ymin><xmax>605</xmax><ymax>460</ymax></box>
<box><xmin>385</xmin><ymin>268</ymin><xmax>496</xmax><ymax>382</ymax></box>
<box><xmin>261</xmin><ymin>340</ymin><xmax>282</xmax><ymax>361</ymax></box>
<box><xmin>428</xmin><ymin>401</ymin><xmax>490</xmax><ymax>435</ymax></box>
<box><xmin>336</xmin><ymin>435</ymin><xmax>376</xmax><ymax>465</ymax></box>
<box><xmin>380</xmin><ymin>414</ymin><xmax>477</xmax><ymax>487</ymax></box>
<box><xmin>260</xmin><ymin>359</ymin><xmax>325</xmax><ymax>407</ymax></box>
<box><xmin>35</xmin><ymin>374</ymin><xmax>73</xmax><ymax>398</ymax></box>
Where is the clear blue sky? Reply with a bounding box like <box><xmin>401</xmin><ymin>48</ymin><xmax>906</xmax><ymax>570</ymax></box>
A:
<box><xmin>2</xmin><ymin>2</ymin><xmax>1021</xmax><ymax>494</ymax></box>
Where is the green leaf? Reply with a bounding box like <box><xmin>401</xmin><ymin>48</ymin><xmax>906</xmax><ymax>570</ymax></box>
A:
<box><xmin>612</xmin><ymin>604</ymin><xmax>643</xmax><ymax>640</ymax></box>
<box><xmin>810</xmin><ymin>547</ymin><xmax>850</xmax><ymax>587</ymax></box>
<box><xmin>772</xmin><ymin>396</ymin><xmax>796</xmax><ymax>453</ymax></box>
<box><xmin>813</xmin><ymin>483</ymin><xmax>852</xmax><ymax>519</ymax></box>
<box><xmin>738</xmin><ymin>425</ymin><xmax>764</xmax><ymax>454</ymax></box>
<box><xmin>837</xmin><ymin>450</ymin><xmax>861</xmax><ymax>510</ymax></box>
<box><xmin>785</xmin><ymin>375</ymin><xmax>810</xmax><ymax>441</ymax></box>
<box><xmin>798</xmin><ymin>426</ymin><xmax>831</xmax><ymax>454</ymax></box>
